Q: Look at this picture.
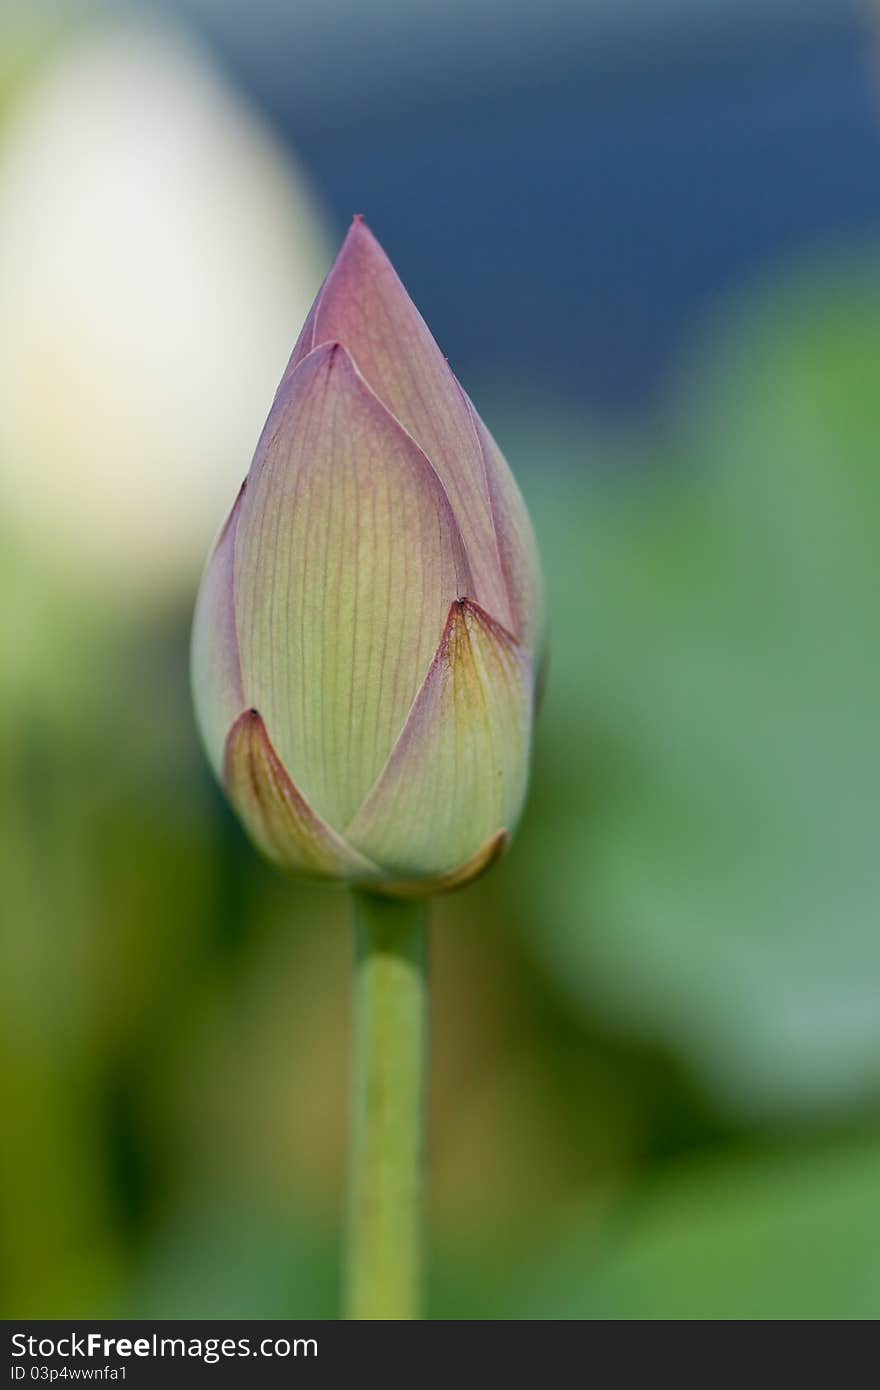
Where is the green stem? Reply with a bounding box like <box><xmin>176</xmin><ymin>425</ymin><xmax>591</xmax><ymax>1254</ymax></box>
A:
<box><xmin>345</xmin><ymin>890</ymin><xmax>429</xmax><ymax>1320</ymax></box>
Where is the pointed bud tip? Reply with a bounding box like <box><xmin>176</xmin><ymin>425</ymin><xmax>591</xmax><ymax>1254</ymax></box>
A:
<box><xmin>345</xmin><ymin>213</ymin><xmax>370</xmax><ymax>241</ymax></box>
<box><xmin>341</xmin><ymin>213</ymin><xmax>388</xmax><ymax>261</ymax></box>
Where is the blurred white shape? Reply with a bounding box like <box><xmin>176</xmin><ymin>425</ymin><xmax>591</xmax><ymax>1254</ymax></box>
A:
<box><xmin>0</xmin><ymin>18</ymin><xmax>329</xmax><ymax>605</ymax></box>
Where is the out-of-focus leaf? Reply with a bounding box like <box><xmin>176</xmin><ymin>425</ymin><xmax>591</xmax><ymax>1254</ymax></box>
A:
<box><xmin>509</xmin><ymin>259</ymin><xmax>880</xmax><ymax>1117</ymax></box>
<box><xmin>131</xmin><ymin>1198</ymin><xmax>337</xmax><ymax>1319</ymax></box>
<box><xmin>507</xmin><ymin>1139</ymin><xmax>880</xmax><ymax>1319</ymax></box>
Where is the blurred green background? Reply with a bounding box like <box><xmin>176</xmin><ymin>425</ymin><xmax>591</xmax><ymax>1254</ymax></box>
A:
<box><xmin>2</xmin><ymin>0</ymin><xmax>880</xmax><ymax>1319</ymax></box>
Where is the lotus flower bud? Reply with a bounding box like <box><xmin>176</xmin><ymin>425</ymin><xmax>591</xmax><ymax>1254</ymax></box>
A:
<box><xmin>192</xmin><ymin>219</ymin><xmax>543</xmax><ymax>895</ymax></box>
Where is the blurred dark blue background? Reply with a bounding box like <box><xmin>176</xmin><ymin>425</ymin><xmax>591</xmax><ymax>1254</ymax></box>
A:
<box><xmin>164</xmin><ymin>0</ymin><xmax>879</xmax><ymax>415</ymax></box>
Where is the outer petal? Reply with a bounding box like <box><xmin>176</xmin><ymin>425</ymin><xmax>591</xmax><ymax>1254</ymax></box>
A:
<box><xmin>285</xmin><ymin>218</ymin><xmax>513</xmax><ymax>630</ymax></box>
<box><xmin>462</xmin><ymin>391</ymin><xmax>545</xmax><ymax>656</ymax></box>
<box><xmin>379</xmin><ymin>829</ymin><xmax>509</xmax><ymax>898</ymax></box>
<box><xmin>234</xmin><ymin>341</ymin><xmax>473</xmax><ymax>830</ymax></box>
<box><xmin>224</xmin><ymin>709</ymin><xmax>378</xmax><ymax>880</ymax></box>
<box><xmin>190</xmin><ymin>484</ymin><xmax>247</xmax><ymax>779</ymax></box>
<box><xmin>345</xmin><ymin>599</ymin><xmax>533</xmax><ymax>883</ymax></box>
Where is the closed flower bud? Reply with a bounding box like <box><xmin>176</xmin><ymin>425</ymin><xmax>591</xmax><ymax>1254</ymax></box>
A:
<box><xmin>192</xmin><ymin>219</ymin><xmax>543</xmax><ymax>895</ymax></box>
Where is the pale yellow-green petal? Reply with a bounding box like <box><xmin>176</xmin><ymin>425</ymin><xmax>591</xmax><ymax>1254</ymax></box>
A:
<box><xmin>234</xmin><ymin>341</ymin><xmax>472</xmax><ymax>829</ymax></box>
<box><xmin>377</xmin><ymin>829</ymin><xmax>509</xmax><ymax>898</ymax></box>
<box><xmin>345</xmin><ymin>599</ymin><xmax>532</xmax><ymax>883</ymax></box>
<box><xmin>224</xmin><ymin>708</ymin><xmax>378</xmax><ymax>881</ymax></box>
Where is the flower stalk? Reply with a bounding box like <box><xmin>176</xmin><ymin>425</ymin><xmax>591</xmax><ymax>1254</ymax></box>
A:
<box><xmin>346</xmin><ymin>890</ymin><xmax>428</xmax><ymax>1320</ymax></box>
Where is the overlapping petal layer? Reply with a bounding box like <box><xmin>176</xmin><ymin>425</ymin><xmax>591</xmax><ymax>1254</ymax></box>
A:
<box><xmin>224</xmin><ymin>709</ymin><xmax>377</xmax><ymax>880</ymax></box>
<box><xmin>233</xmin><ymin>341</ymin><xmax>473</xmax><ymax>829</ymax></box>
<box><xmin>462</xmin><ymin>389</ymin><xmax>545</xmax><ymax>656</ymax></box>
<box><xmin>380</xmin><ymin>830</ymin><xmax>509</xmax><ymax>898</ymax></box>
<box><xmin>345</xmin><ymin>599</ymin><xmax>532</xmax><ymax>881</ymax></box>
<box><xmin>284</xmin><ymin>219</ymin><xmax>514</xmax><ymax>632</ymax></box>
